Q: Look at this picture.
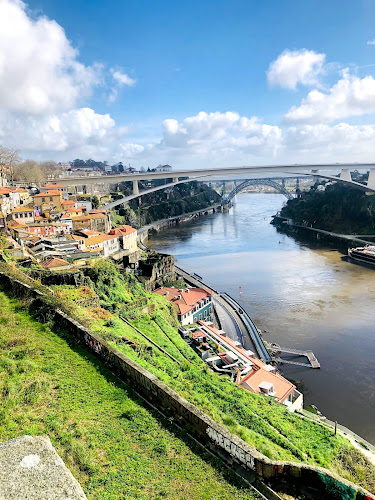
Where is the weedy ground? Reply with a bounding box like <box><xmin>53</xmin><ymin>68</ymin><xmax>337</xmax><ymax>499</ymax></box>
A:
<box><xmin>0</xmin><ymin>291</ymin><xmax>261</xmax><ymax>500</ymax></box>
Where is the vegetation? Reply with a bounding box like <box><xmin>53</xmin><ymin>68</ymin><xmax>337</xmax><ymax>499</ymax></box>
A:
<box><xmin>281</xmin><ymin>183</ymin><xmax>375</xmax><ymax>234</ymax></box>
<box><xmin>1</xmin><ymin>258</ymin><xmax>374</xmax><ymax>493</ymax></box>
<box><xmin>0</xmin><ymin>291</ymin><xmax>260</xmax><ymax>500</ymax></box>
<box><xmin>92</xmin><ymin>196</ymin><xmax>100</xmax><ymax>209</ymax></box>
<box><xmin>114</xmin><ymin>181</ymin><xmax>222</xmax><ymax>228</ymax></box>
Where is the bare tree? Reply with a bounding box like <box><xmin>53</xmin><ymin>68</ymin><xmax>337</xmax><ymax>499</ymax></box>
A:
<box><xmin>40</xmin><ymin>161</ymin><xmax>59</xmax><ymax>179</ymax></box>
<box><xmin>0</xmin><ymin>145</ymin><xmax>20</xmax><ymax>185</ymax></box>
<box><xmin>13</xmin><ymin>160</ymin><xmax>45</xmax><ymax>185</ymax></box>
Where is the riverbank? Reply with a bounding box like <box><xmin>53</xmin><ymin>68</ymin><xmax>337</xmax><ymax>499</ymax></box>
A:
<box><xmin>146</xmin><ymin>193</ymin><xmax>375</xmax><ymax>445</ymax></box>
<box><xmin>272</xmin><ymin>215</ymin><xmax>374</xmax><ymax>248</ymax></box>
<box><xmin>141</xmin><ymin>203</ymin><xmax>375</xmax><ymax>455</ymax></box>
<box><xmin>137</xmin><ymin>204</ymin><xmax>222</xmax><ymax>244</ymax></box>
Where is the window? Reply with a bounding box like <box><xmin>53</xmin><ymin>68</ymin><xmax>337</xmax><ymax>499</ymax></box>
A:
<box><xmin>49</xmin><ymin>197</ymin><xmax>53</xmax><ymax>201</ymax></box>
<box><xmin>199</xmin><ymin>313</ymin><xmax>202</xmax><ymax>320</ymax></box>
<box><xmin>42</xmin><ymin>197</ymin><xmax>45</xmax><ymax>203</ymax></box>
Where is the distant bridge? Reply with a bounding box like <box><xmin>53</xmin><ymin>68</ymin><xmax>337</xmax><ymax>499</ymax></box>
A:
<box><xmin>223</xmin><ymin>178</ymin><xmax>295</xmax><ymax>203</ymax></box>
<box><xmin>57</xmin><ymin>163</ymin><xmax>375</xmax><ymax>197</ymax></box>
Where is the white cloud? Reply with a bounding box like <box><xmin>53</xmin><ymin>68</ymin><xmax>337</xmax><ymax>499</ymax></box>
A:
<box><xmin>0</xmin><ymin>0</ymin><xmax>131</xmax><ymax>160</ymax></box>
<box><xmin>151</xmin><ymin>111</ymin><xmax>283</xmax><ymax>166</ymax></box>
<box><xmin>282</xmin><ymin>122</ymin><xmax>375</xmax><ymax>163</ymax></box>
<box><xmin>111</xmin><ymin>70</ymin><xmax>136</xmax><ymax>87</ymax></box>
<box><xmin>120</xmin><ymin>143</ymin><xmax>145</xmax><ymax>157</ymax></box>
<box><xmin>0</xmin><ymin>0</ymin><xmax>101</xmax><ymax>115</ymax></box>
<box><xmin>267</xmin><ymin>49</ymin><xmax>326</xmax><ymax>89</ymax></box>
<box><xmin>138</xmin><ymin>111</ymin><xmax>375</xmax><ymax>168</ymax></box>
<box><xmin>0</xmin><ymin>108</ymin><xmax>119</xmax><ymax>153</ymax></box>
<box><xmin>367</xmin><ymin>39</ymin><xmax>375</xmax><ymax>45</ymax></box>
<box><xmin>109</xmin><ymin>69</ymin><xmax>136</xmax><ymax>102</ymax></box>
<box><xmin>285</xmin><ymin>70</ymin><xmax>375</xmax><ymax>123</ymax></box>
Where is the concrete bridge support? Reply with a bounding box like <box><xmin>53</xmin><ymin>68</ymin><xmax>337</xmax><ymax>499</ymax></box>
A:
<box><xmin>296</xmin><ymin>177</ymin><xmax>300</xmax><ymax>194</ymax></box>
<box><xmin>132</xmin><ymin>180</ymin><xmax>139</xmax><ymax>195</ymax></box>
<box><xmin>340</xmin><ymin>168</ymin><xmax>352</xmax><ymax>182</ymax></box>
<box><xmin>173</xmin><ymin>177</ymin><xmax>178</xmax><ymax>184</ymax></box>
<box><xmin>367</xmin><ymin>169</ymin><xmax>375</xmax><ymax>190</ymax></box>
<box><xmin>311</xmin><ymin>169</ymin><xmax>319</xmax><ymax>183</ymax></box>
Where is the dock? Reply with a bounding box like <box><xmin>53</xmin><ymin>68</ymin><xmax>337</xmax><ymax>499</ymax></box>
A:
<box><xmin>270</xmin><ymin>346</ymin><xmax>320</xmax><ymax>369</ymax></box>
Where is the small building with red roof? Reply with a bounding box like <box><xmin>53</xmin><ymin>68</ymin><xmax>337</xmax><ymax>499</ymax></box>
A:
<box><xmin>153</xmin><ymin>287</ymin><xmax>213</xmax><ymax>325</ymax></box>
<box><xmin>198</xmin><ymin>321</ymin><xmax>303</xmax><ymax>411</ymax></box>
<box><xmin>109</xmin><ymin>224</ymin><xmax>137</xmax><ymax>253</ymax></box>
<box><xmin>40</xmin><ymin>183</ymin><xmax>68</xmax><ymax>196</ymax></box>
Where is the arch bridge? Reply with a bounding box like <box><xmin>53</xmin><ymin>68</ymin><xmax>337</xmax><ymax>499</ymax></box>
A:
<box><xmin>223</xmin><ymin>179</ymin><xmax>294</xmax><ymax>204</ymax></box>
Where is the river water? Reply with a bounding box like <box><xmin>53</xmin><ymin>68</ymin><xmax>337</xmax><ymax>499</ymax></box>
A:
<box><xmin>147</xmin><ymin>193</ymin><xmax>375</xmax><ymax>444</ymax></box>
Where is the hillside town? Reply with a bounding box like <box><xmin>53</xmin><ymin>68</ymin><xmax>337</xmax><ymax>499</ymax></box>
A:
<box><xmin>0</xmin><ymin>180</ymin><xmax>138</xmax><ymax>270</ymax></box>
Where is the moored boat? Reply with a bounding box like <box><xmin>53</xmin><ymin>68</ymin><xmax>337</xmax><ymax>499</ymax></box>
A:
<box><xmin>348</xmin><ymin>245</ymin><xmax>375</xmax><ymax>266</ymax></box>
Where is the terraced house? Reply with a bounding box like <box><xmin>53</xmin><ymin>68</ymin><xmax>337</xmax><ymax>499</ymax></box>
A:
<box><xmin>153</xmin><ymin>287</ymin><xmax>213</xmax><ymax>325</ymax></box>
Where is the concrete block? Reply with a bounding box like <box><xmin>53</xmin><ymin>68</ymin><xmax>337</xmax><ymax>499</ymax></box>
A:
<box><xmin>0</xmin><ymin>435</ymin><xmax>86</xmax><ymax>500</ymax></box>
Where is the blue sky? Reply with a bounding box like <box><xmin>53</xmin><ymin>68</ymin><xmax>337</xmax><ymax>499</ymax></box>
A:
<box><xmin>2</xmin><ymin>0</ymin><xmax>375</xmax><ymax>168</ymax></box>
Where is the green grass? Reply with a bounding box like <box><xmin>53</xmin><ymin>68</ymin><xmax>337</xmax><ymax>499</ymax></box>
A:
<box><xmin>0</xmin><ymin>291</ymin><xmax>260</xmax><ymax>500</ymax></box>
<box><xmin>2</xmin><ymin>260</ymin><xmax>375</xmax><ymax>494</ymax></box>
<box><xmin>105</xmin><ymin>319</ymin><xmax>375</xmax><ymax>492</ymax></box>
<box><xmin>46</xmin><ymin>268</ymin><xmax>375</xmax><ymax>493</ymax></box>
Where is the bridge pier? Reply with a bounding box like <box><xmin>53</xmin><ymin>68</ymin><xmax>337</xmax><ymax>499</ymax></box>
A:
<box><xmin>311</xmin><ymin>169</ymin><xmax>319</xmax><ymax>183</ymax></box>
<box><xmin>296</xmin><ymin>177</ymin><xmax>300</xmax><ymax>195</ymax></box>
<box><xmin>367</xmin><ymin>169</ymin><xmax>375</xmax><ymax>190</ymax></box>
<box><xmin>132</xmin><ymin>180</ymin><xmax>139</xmax><ymax>195</ymax></box>
<box><xmin>173</xmin><ymin>177</ymin><xmax>178</xmax><ymax>183</ymax></box>
<box><xmin>340</xmin><ymin>168</ymin><xmax>352</xmax><ymax>182</ymax></box>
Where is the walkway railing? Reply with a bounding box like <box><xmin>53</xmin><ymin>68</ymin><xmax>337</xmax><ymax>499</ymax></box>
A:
<box><xmin>221</xmin><ymin>293</ymin><xmax>272</xmax><ymax>363</ymax></box>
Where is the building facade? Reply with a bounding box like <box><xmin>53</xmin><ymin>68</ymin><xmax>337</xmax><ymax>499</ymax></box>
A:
<box><xmin>153</xmin><ymin>287</ymin><xmax>213</xmax><ymax>325</ymax></box>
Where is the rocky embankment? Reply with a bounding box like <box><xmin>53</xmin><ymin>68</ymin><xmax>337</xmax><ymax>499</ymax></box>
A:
<box><xmin>113</xmin><ymin>181</ymin><xmax>221</xmax><ymax>227</ymax></box>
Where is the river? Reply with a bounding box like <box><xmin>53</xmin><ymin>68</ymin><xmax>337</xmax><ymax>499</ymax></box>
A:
<box><xmin>147</xmin><ymin>193</ymin><xmax>375</xmax><ymax>444</ymax></box>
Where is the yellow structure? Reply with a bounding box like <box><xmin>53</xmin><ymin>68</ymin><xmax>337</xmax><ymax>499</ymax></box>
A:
<box><xmin>33</xmin><ymin>190</ymin><xmax>63</xmax><ymax>211</ymax></box>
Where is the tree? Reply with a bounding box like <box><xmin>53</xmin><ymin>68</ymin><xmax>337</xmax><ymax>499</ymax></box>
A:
<box><xmin>0</xmin><ymin>145</ymin><xmax>20</xmax><ymax>184</ymax></box>
<box><xmin>13</xmin><ymin>160</ymin><xmax>45</xmax><ymax>184</ymax></box>
<box><xmin>92</xmin><ymin>196</ymin><xmax>100</xmax><ymax>209</ymax></box>
<box><xmin>40</xmin><ymin>161</ymin><xmax>59</xmax><ymax>179</ymax></box>
<box><xmin>72</xmin><ymin>158</ymin><xmax>86</xmax><ymax>167</ymax></box>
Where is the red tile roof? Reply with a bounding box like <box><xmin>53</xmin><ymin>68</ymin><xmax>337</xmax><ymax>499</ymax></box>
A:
<box><xmin>199</xmin><ymin>321</ymin><xmax>295</xmax><ymax>404</ymax></box>
<box><xmin>40</xmin><ymin>257</ymin><xmax>70</xmax><ymax>269</ymax></box>
<box><xmin>33</xmin><ymin>190</ymin><xmax>62</xmax><ymax>197</ymax></box>
<box><xmin>42</xmin><ymin>183</ymin><xmax>66</xmax><ymax>189</ymax></box>
<box><xmin>109</xmin><ymin>224</ymin><xmax>136</xmax><ymax>236</ymax></box>
<box><xmin>153</xmin><ymin>287</ymin><xmax>213</xmax><ymax>315</ymax></box>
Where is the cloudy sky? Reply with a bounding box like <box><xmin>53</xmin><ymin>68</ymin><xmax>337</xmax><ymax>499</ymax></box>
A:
<box><xmin>2</xmin><ymin>0</ymin><xmax>375</xmax><ymax>169</ymax></box>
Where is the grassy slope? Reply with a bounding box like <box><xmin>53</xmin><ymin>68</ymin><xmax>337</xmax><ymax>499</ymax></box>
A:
<box><xmin>0</xmin><ymin>291</ymin><xmax>260</xmax><ymax>500</ymax></box>
<box><xmin>50</xmin><ymin>281</ymin><xmax>375</xmax><ymax>493</ymax></box>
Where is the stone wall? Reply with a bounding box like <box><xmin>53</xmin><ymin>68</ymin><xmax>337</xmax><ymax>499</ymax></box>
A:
<box><xmin>0</xmin><ymin>270</ymin><xmax>374</xmax><ymax>500</ymax></box>
<box><xmin>138</xmin><ymin>253</ymin><xmax>176</xmax><ymax>291</ymax></box>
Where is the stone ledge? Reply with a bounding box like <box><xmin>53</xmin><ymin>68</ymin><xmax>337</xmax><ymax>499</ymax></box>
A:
<box><xmin>0</xmin><ymin>435</ymin><xmax>86</xmax><ymax>500</ymax></box>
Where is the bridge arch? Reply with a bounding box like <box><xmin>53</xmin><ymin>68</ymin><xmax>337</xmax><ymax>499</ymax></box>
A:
<box><xmin>223</xmin><ymin>179</ymin><xmax>294</xmax><ymax>204</ymax></box>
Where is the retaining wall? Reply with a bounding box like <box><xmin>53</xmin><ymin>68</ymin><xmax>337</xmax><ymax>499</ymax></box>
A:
<box><xmin>0</xmin><ymin>271</ymin><xmax>373</xmax><ymax>500</ymax></box>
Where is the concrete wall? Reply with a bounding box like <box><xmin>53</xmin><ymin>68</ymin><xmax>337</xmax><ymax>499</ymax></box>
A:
<box><xmin>0</xmin><ymin>270</ymin><xmax>374</xmax><ymax>500</ymax></box>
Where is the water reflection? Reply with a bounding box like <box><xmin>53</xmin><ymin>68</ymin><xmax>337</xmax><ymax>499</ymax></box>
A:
<box><xmin>148</xmin><ymin>193</ymin><xmax>375</xmax><ymax>444</ymax></box>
